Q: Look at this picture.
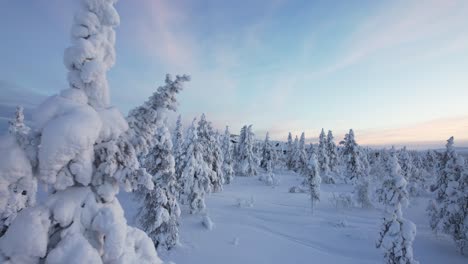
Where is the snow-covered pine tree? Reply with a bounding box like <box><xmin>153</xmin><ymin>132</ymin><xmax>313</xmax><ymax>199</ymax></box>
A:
<box><xmin>304</xmin><ymin>153</ymin><xmax>321</xmax><ymax>214</ymax></box>
<box><xmin>135</xmin><ymin>81</ymin><xmax>186</xmax><ymax>250</ymax></box>
<box><xmin>0</xmin><ymin>1</ymin><xmax>161</xmax><ymax>262</ymax></box>
<box><xmin>222</xmin><ymin>126</ymin><xmax>234</xmax><ymax>184</ymax></box>
<box><xmin>307</xmin><ymin>143</ymin><xmax>316</xmax><ymax>158</ymax></box>
<box><xmin>259</xmin><ymin>132</ymin><xmax>278</xmax><ymax>185</ymax></box>
<box><xmin>180</xmin><ymin>119</ymin><xmax>211</xmax><ymax>214</ymax></box>
<box><xmin>286</xmin><ymin>132</ymin><xmax>294</xmax><ymax>170</ymax></box>
<box><xmin>341</xmin><ymin>129</ymin><xmax>371</xmax><ymax>207</ymax></box>
<box><xmin>326</xmin><ymin>130</ymin><xmax>339</xmax><ymax>175</ymax></box>
<box><xmin>290</xmin><ymin>133</ymin><xmax>307</xmax><ymax>173</ymax></box>
<box><xmin>399</xmin><ymin>147</ymin><xmax>421</xmax><ymax>196</ymax></box>
<box><xmin>260</xmin><ymin>132</ymin><xmax>276</xmax><ymax>170</ymax></box>
<box><xmin>197</xmin><ymin>114</ymin><xmax>223</xmax><ymax>192</ymax></box>
<box><xmin>318</xmin><ymin>129</ymin><xmax>332</xmax><ymax>183</ymax></box>
<box><xmin>173</xmin><ymin>115</ymin><xmax>184</xmax><ymax>181</ymax></box>
<box><xmin>0</xmin><ymin>107</ymin><xmax>38</xmax><ymax>236</ymax></box>
<box><xmin>291</xmin><ymin>135</ymin><xmax>300</xmax><ymax>171</ymax></box>
<box><xmin>428</xmin><ymin>137</ymin><xmax>467</xmax><ymax>254</ymax></box>
<box><xmin>236</xmin><ymin>125</ymin><xmax>258</xmax><ymax>176</ymax></box>
<box><xmin>211</xmin><ymin>131</ymin><xmax>225</xmax><ymax>192</ymax></box>
<box><xmin>376</xmin><ymin>148</ymin><xmax>418</xmax><ymax>264</ymax></box>
<box><xmin>127</xmin><ymin>73</ymin><xmax>189</xmax><ymax>251</ymax></box>
<box><xmin>127</xmin><ymin>74</ymin><xmax>189</xmax><ymax>158</ymax></box>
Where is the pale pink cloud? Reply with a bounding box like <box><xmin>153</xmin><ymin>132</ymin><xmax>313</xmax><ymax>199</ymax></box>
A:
<box><xmin>133</xmin><ymin>0</ymin><xmax>196</xmax><ymax>70</ymax></box>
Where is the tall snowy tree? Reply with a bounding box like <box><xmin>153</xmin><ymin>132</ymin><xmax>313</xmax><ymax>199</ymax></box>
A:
<box><xmin>305</xmin><ymin>153</ymin><xmax>321</xmax><ymax>213</ymax></box>
<box><xmin>286</xmin><ymin>132</ymin><xmax>294</xmax><ymax>170</ymax></box>
<box><xmin>0</xmin><ymin>1</ymin><xmax>162</xmax><ymax>262</ymax></box>
<box><xmin>341</xmin><ymin>129</ymin><xmax>371</xmax><ymax>207</ymax></box>
<box><xmin>173</xmin><ymin>115</ymin><xmax>184</xmax><ymax>181</ymax></box>
<box><xmin>134</xmin><ymin>77</ymin><xmax>189</xmax><ymax>250</ymax></box>
<box><xmin>399</xmin><ymin>147</ymin><xmax>422</xmax><ymax>196</ymax></box>
<box><xmin>376</xmin><ymin>148</ymin><xmax>418</xmax><ymax>264</ymax></box>
<box><xmin>260</xmin><ymin>132</ymin><xmax>277</xmax><ymax>171</ymax></box>
<box><xmin>291</xmin><ymin>133</ymin><xmax>307</xmax><ymax>173</ymax></box>
<box><xmin>222</xmin><ymin>126</ymin><xmax>234</xmax><ymax>184</ymax></box>
<box><xmin>318</xmin><ymin>129</ymin><xmax>332</xmax><ymax>183</ymax></box>
<box><xmin>428</xmin><ymin>137</ymin><xmax>467</xmax><ymax>254</ymax></box>
<box><xmin>0</xmin><ymin>107</ymin><xmax>38</xmax><ymax>236</ymax></box>
<box><xmin>235</xmin><ymin>125</ymin><xmax>258</xmax><ymax>176</ymax></box>
<box><xmin>326</xmin><ymin>130</ymin><xmax>339</xmax><ymax>175</ymax></box>
<box><xmin>180</xmin><ymin>119</ymin><xmax>211</xmax><ymax>214</ymax></box>
<box><xmin>197</xmin><ymin>114</ymin><xmax>223</xmax><ymax>192</ymax></box>
<box><xmin>259</xmin><ymin>132</ymin><xmax>278</xmax><ymax>185</ymax></box>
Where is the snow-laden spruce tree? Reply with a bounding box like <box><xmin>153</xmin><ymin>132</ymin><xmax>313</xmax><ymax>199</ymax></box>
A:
<box><xmin>0</xmin><ymin>106</ymin><xmax>38</xmax><ymax>236</ymax></box>
<box><xmin>318</xmin><ymin>129</ymin><xmax>332</xmax><ymax>183</ymax></box>
<box><xmin>399</xmin><ymin>147</ymin><xmax>421</xmax><ymax>196</ymax></box>
<box><xmin>260</xmin><ymin>132</ymin><xmax>277</xmax><ymax>171</ymax></box>
<box><xmin>222</xmin><ymin>126</ymin><xmax>234</xmax><ymax>184</ymax></box>
<box><xmin>326</xmin><ymin>130</ymin><xmax>339</xmax><ymax>175</ymax></box>
<box><xmin>376</xmin><ymin>148</ymin><xmax>418</xmax><ymax>264</ymax></box>
<box><xmin>211</xmin><ymin>131</ymin><xmax>225</xmax><ymax>192</ymax></box>
<box><xmin>173</xmin><ymin>115</ymin><xmax>185</xmax><ymax>180</ymax></box>
<box><xmin>286</xmin><ymin>132</ymin><xmax>294</xmax><ymax>170</ymax></box>
<box><xmin>126</xmin><ymin>74</ymin><xmax>189</xmax><ymax>251</ymax></box>
<box><xmin>291</xmin><ymin>133</ymin><xmax>307</xmax><ymax>173</ymax></box>
<box><xmin>127</xmin><ymin>75</ymin><xmax>189</xmax><ymax>158</ymax></box>
<box><xmin>180</xmin><ymin>119</ymin><xmax>211</xmax><ymax>214</ymax></box>
<box><xmin>133</xmin><ymin>78</ymin><xmax>190</xmax><ymax>250</ymax></box>
<box><xmin>0</xmin><ymin>1</ymin><xmax>162</xmax><ymax>262</ymax></box>
<box><xmin>341</xmin><ymin>129</ymin><xmax>371</xmax><ymax>207</ymax></box>
<box><xmin>236</xmin><ymin>125</ymin><xmax>258</xmax><ymax>176</ymax></box>
<box><xmin>197</xmin><ymin>114</ymin><xmax>223</xmax><ymax>192</ymax></box>
<box><xmin>259</xmin><ymin>132</ymin><xmax>278</xmax><ymax>185</ymax></box>
<box><xmin>137</xmin><ymin>119</ymin><xmax>181</xmax><ymax>250</ymax></box>
<box><xmin>304</xmin><ymin>153</ymin><xmax>321</xmax><ymax>213</ymax></box>
<box><xmin>428</xmin><ymin>137</ymin><xmax>467</xmax><ymax>254</ymax></box>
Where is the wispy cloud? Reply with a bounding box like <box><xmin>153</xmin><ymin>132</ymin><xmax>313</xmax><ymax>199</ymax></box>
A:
<box><xmin>315</xmin><ymin>0</ymin><xmax>468</xmax><ymax>76</ymax></box>
<box><xmin>133</xmin><ymin>0</ymin><xmax>197</xmax><ymax>70</ymax></box>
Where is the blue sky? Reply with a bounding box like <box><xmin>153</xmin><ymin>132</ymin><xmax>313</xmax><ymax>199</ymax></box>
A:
<box><xmin>0</xmin><ymin>0</ymin><xmax>467</xmax><ymax>148</ymax></box>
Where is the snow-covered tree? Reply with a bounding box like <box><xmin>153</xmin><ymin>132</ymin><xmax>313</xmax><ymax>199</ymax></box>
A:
<box><xmin>399</xmin><ymin>147</ymin><xmax>422</xmax><ymax>196</ymax></box>
<box><xmin>127</xmin><ymin>74</ymin><xmax>189</xmax><ymax>158</ymax></box>
<box><xmin>260</xmin><ymin>132</ymin><xmax>276</xmax><ymax>170</ymax></box>
<box><xmin>428</xmin><ymin>137</ymin><xmax>467</xmax><ymax>254</ymax></box>
<box><xmin>376</xmin><ymin>148</ymin><xmax>418</xmax><ymax>264</ymax></box>
<box><xmin>0</xmin><ymin>108</ymin><xmax>37</xmax><ymax>236</ymax></box>
<box><xmin>326</xmin><ymin>130</ymin><xmax>339</xmax><ymax>174</ymax></box>
<box><xmin>290</xmin><ymin>133</ymin><xmax>307</xmax><ymax>173</ymax></box>
<box><xmin>135</xmin><ymin>83</ymin><xmax>185</xmax><ymax>250</ymax></box>
<box><xmin>318</xmin><ymin>129</ymin><xmax>332</xmax><ymax>183</ymax></box>
<box><xmin>286</xmin><ymin>132</ymin><xmax>294</xmax><ymax>170</ymax></box>
<box><xmin>0</xmin><ymin>1</ymin><xmax>161</xmax><ymax>262</ymax></box>
<box><xmin>211</xmin><ymin>131</ymin><xmax>225</xmax><ymax>192</ymax></box>
<box><xmin>126</xmin><ymin>73</ymin><xmax>189</xmax><ymax>251</ymax></box>
<box><xmin>173</xmin><ymin>115</ymin><xmax>184</xmax><ymax>180</ymax></box>
<box><xmin>180</xmin><ymin>119</ymin><xmax>211</xmax><ymax>214</ymax></box>
<box><xmin>341</xmin><ymin>129</ymin><xmax>371</xmax><ymax>207</ymax></box>
<box><xmin>197</xmin><ymin>114</ymin><xmax>223</xmax><ymax>192</ymax></box>
<box><xmin>8</xmin><ymin>106</ymin><xmax>28</xmax><ymax>136</ymax></box>
<box><xmin>235</xmin><ymin>125</ymin><xmax>258</xmax><ymax>176</ymax></box>
<box><xmin>221</xmin><ymin>126</ymin><xmax>234</xmax><ymax>184</ymax></box>
<box><xmin>304</xmin><ymin>153</ymin><xmax>321</xmax><ymax>213</ymax></box>
<box><xmin>259</xmin><ymin>132</ymin><xmax>278</xmax><ymax>185</ymax></box>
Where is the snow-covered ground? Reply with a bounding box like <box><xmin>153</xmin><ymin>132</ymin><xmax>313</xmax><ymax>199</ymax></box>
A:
<box><xmin>121</xmin><ymin>170</ymin><xmax>466</xmax><ymax>264</ymax></box>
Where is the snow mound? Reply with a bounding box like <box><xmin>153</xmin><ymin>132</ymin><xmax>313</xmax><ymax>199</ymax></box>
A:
<box><xmin>202</xmin><ymin>214</ymin><xmax>214</xmax><ymax>230</ymax></box>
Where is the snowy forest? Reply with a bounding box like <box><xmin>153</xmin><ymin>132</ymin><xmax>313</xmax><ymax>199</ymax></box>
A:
<box><xmin>0</xmin><ymin>0</ymin><xmax>467</xmax><ymax>264</ymax></box>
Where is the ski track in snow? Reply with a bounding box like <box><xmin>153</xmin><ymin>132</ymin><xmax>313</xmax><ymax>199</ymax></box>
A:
<box><xmin>121</xmin><ymin>170</ymin><xmax>468</xmax><ymax>264</ymax></box>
